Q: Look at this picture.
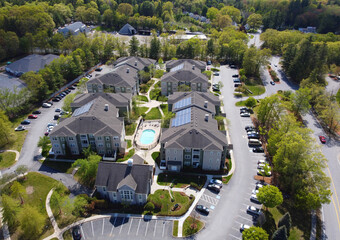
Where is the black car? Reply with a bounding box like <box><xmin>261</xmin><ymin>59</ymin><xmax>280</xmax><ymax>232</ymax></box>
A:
<box><xmin>207</xmin><ymin>184</ymin><xmax>220</xmax><ymax>193</ymax></box>
<box><xmin>196</xmin><ymin>205</ymin><xmax>210</xmax><ymax>215</ymax></box>
<box><xmin>54</xmin><ymin>115</ymin><xmax>60</xmax><ymax>120</ymax></box>
<box><xmin>21</xmin><ymin>120</ymin><xmax>31</xmax><ymax>125</ymax></box>
<box><xmin>245</xmin><ymin>125</ymin><xmax>255</xmax><ymax>131</ymax></box>
<box><xmin>32</xmin><ymin>110</ymin><xmax>41</xmax><ymax>114</ymax></box>
<box><xmin>248</xmin><ymin>134</ymin><xmax>260</xmax><ymax>139</ymax></box>
<box><xmin>65</xmin><ymin>89</ymin><xmax>71</xmax><ymax>93</ymax></box>
<box><xmin>230</xmin><ymin>64</ymin><xmax>237</xmax><ymax>69</ymax></box>
<box><xmin>69</xmin><ymin>86</ymin><xmax>75</xmax><ymax>90</ymax></box>
<box><xmin>207</xmin><ymin>60</ymin><xmax>212</xmax><ymax>65</ymax></box>
<box><xmin>72</xmin><ymin>226</ymin><xmax>82</xmax><ymax>240</ymax></box>
<box><xmin>95</xmin><ymin>67</ymin><xmax>103</xmax><ymax>71</ymax></box>
<box><xmin>253</xmin><ymin>147</ymin><xmax>264</xmax><ymax>153</ymax></box>
<box><xmin>52</xmin><ymin>98</ymin><xmax>60</xmax><ymax>102</ymax></box>
<box><xmin>232</xmin><ymin>74</ymin><xmax>239</xmax><ymax>78</ymax></box>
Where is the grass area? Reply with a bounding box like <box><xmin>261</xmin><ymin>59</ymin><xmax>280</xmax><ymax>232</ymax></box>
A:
<box><xmin>125</xmin><ymin>123</ymin><xmax>137</xmax><ymax>136</ymax></box>
<box><xmin>222</xmin><ymin>174</ymin><xmax>233</xmax><ymax>184</ymax></box>
<box><xmin>235</xmin><ymin>100</ymin><xmax>247</xmax><ymax>106</ymax></box>
<box><xmin>139</xmin><ymin>107</ymin><xmax>149</xmax><ymax>115</ymax></box>
<box><xmin>116</xmin><ymin>149</ymin><xmax>135</xmax><ymax>162</ymax></box>
<box><xmin>173</xmin><ymin>220</ymin><xmax>179</xmax><ymax>237</ymax></box>
<box><xmin>182</xmin><ymin>216</ymin><xmax>204</xmax><ymax>237</ymax></box>
<box><xmin>154</xmin><ymin>81</ymin><xmax>161</xmax><ymax>88</ymax></box>
<box><xmin>245</xmin><ymin>84</ymin><xmax>266</xmax><ymax>96</ymax></box>
<box><xmin>41</xmin><ymin>159</ymin><xmax>74</xmax><ymax>174</ymax></box>
<box><xmin>136</xmin><ymin>95</ymin><xmax>149</xmax><ymax>102</ymax></box>
<box><xmin>145</xmin><ymin>107</ymin><xmax>162</xmax><ymax>120</ymax></box>
<box><xmin>262</xmin><ymin>199</ymin><xmax>308</xmax><ymax>239</ymax></box>
<box><xmin>0</xmin><ymin>151</ymin><xmax>16</xmax><ymax>169</ymax></box>
<box><xmin>151</xmin><ymin>151</ymin><xmax>160</xmax><ymax>166</ymax></box>
<box><xmin>63</xmin><ymin>229</ymin><xmax>73</xmax><ymax>240</ymax></box>
<box><xmin>1</xmin><ymin>172</ymin><xmax>68</xmax><ymax>239</ymax></box>
<box><xmin>150</xmin><ymin>89</ymin><xmax>161</xmax><ymax>100</ymax></box>
<box><xmin>160</xmin><ymin>104</ymin><xmax>168</xmax><ymax>115</ymax></box>
<box><xmin>126</xmin><ymin>139</ymin><xmax>132</xmax><ymax>148</ymax></box>
<box><xmin>157</xmin><ymin>173</ymin><xmax>206</xmax><ymax>190</ymax></box>
<box><xmin>1</xmin><ymin>130</ymin><xmax>28</xmax><ymax>152</ymax></box>
<box><xmin>147</xmin><ymin>190</ymin><xmax>195</xmax><ymax>216</ymax></box>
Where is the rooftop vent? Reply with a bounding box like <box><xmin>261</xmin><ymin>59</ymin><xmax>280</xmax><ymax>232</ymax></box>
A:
<box><xmin>135</xmin><ymin>61</ymin><xmax>138</xmax><ymax>66</ymax></box>
<box><xmin>204</xmin><ymin>101</ymin><xmax>208</xmax><ymax>108</ymax></box>
<box><xmin>127</xmin><ymin>68</ymin><xmax>130</xmax><ymax>73</ymax></box>
<box><xmin>127</xmin><ymin>159</ymin><xmax>133</xmax><ymax>166</ymax></box>
<box><xmin>205</xmin><ymin>113</ymin><xmax>209</xmax><ymax>122</ymax></box>
<box><xmin>104</xmin><ymin>104</ymin><xmax>109</xmax><ymax>111</ymax></box>
<box><xmin>192</xmin><ymin>65</ymin><xmax>195</xmax><ymax>70</ymax></box>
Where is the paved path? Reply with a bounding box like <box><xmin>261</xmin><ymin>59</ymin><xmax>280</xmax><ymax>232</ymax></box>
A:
<box><xmin>45</xmin><ymin>188</ymin><xmax>61</xmax><ymax>239</ymax></box>
<box><xmin>1</xmin><ymin>150</ymin><xmax>20</xmax><ymax>162</ymax></box>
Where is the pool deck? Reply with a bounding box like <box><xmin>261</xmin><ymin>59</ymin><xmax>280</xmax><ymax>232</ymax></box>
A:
<box><xmin>134</xmin><ymin>119</ymin><xmax>161</xmax><ymax>150</ymax></box>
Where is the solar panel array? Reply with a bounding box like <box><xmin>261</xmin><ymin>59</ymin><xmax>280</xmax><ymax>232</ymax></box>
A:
<box><xmin>73</xmin><ymin>100</ymin><xmax>94</xmax><ymax>117</ymax></box>
<box><xmin>171</xmin><ymin>108</ymin><xmax>191</xmax><ymax>127</ymax></box>
<box><xmin>174</xmin><ymin>97</ymin><xmax>192</xmax><ymax>109</ymax></box>
<box><xmin>170</xmin><ymin>63</ymin><xmax>184</xmax><ymax>72</ymax></box>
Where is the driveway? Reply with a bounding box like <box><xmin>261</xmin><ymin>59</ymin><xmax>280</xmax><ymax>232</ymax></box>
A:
<box><xmin>70</xmin><ymin>216</ymin><xmax>174</xmax><ymax>240</ymax></box>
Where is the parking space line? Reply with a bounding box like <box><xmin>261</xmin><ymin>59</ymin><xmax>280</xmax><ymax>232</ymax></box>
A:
<box><xmin>229</xmin><ymin>234</ymin><xmax>242</xmax><ymax>240</ymax></box>
<box><xmin>119</xmin><ymin>217</ymin><xmax>125</xmax><ymax>234</ymax></box>
<box><xmin>145</xmin><ymin>221</ymin><xmax>149</xmax><ymax>236</ymax></box>
<box><xmin>237</xmin><ymin>215</ymin><xmax>252</xmax><ymax>222</ymax></box>
<box><xmin>128</xmin><ymin>218</ymin><xmax>133</xmax><ymax>235</ymax></box>
<box><xmin>162</xmin><ymin>221</ymin><xmax>166</xmax><ymax>237</ymax></box>
<box><xmin>153</xmin><ymin>220</ymin><xmax>157</xmax><ymax>236</ymax></box>
<box><xmin>234</xmin><ymin>220</ymin><xmax>242</xmax><ymax>225</ymax></box>
<box><xmin>136</xmin><ymin>219</ymin><xmax>141</xmax><ymax>236</ymax></box>
<box><xmin>109</xmin><ymin>217</ymin><xmax>117</xmax><ymax>236</ymax></box>
<box><xmin>91</xmin><ymin>221</ymin><xmax>94</xmax><ymax>237</ymax></box>
<box><xmin>232</xmin><ymin>227</ymin><xmax>239</xmax><ymax>232</ymax></box>
<box><xmin>102</xmin><ymin>218</ymin><xmax>105</xmax><ymax>235</ymax></box>
<box><xmin>80</xmin><ymin>225</ymin><xmax>86</xmax><ymax>240</ymax></box>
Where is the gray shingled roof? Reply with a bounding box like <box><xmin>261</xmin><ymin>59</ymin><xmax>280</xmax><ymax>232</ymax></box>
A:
<box><xmin>114</xmin><ymin>56</ymin><xmax>156</xmax><ymax>71</ymax></box>
<box><xmin>71</xmin><ymin>93</ymin><xmax>131</xmax><ymax>109</ymax></box>
<box><xmin>95</xmin><ymin>161</ymin><xmax>152</xmax><ymax>194</ymax></box>
<box><xmin>119</xmin><ymin>23</ymin><xmax>136</xmax><ymax>35</ymax></box>
<box><xmin>6</xmin><ymin>54</ymin><xmax>59</xmax><ymax>74</ymax></box>
<box><xmin>87</xmin><ymin>65</ymin><xmax>138</xmax><ymax>87</ymax></box>
<box><xmin>161</xmin><ymin>62</ymin><xmax>208</xmax><ymax>84</ymax></box>
<box><xmin>166</xmin><ymin>59</ymin><xmax>206</xmax><ymax>71</ymax></box>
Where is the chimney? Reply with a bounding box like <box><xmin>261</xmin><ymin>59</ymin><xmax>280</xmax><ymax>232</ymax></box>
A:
<box><xmin>192</xmin><ymin>65</ymin><xmax>195</xmax><ymax>70</ymax></box>
<box><xmin>127</xmin><ymin>68</ymin><xmax>130</xmax><ymax>73</ymax></box>
<box><xmin>127</xmin><ymin>158</ymin><xmax>133</xmax><ymax>166</ymax></box>
<box><xmin>135</xmin><ymin>61</ymin><xmax>137</xmax><ymax>66</ymax></box>
<box><xmin>104</xmin><ymin>104</ymin><xmax>109</xmax><ymax>111</ymax></box>
<box><xmin>205</xmin><ymin>114</ymin><xmax>209</xmax><ymax>122</ymax></box>
<box><xmin>204</xmin><ymin>101</ymin><xmax>208</xmax><ymax>108</ymax></box>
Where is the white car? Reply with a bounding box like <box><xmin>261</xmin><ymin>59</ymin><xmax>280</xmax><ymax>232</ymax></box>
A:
<box><xmin>255</xmin><ymin>182</ymin><xmax>265</xmax><ymax>190</ymax></box>
<box><xmin>15</xmin><ymin>126</ymin><xmax>26</xmax><ymax>131</ymax></box>
<box><xmin>42</xmin><ymin>103</ymin><xmax>51</xmax><ymax>108</ymax></box>
<box><xmin>247</xmin><ymin>205</ymin><xmax>262</xmax><ymax>216</ymax></box>
<box><xmin>252</xmin><ymin>189</ymin><xmax>259</xmax><ymax>195</ymax></box>
<box><xmin>209</xmin><ymin>179</ymin><xmax>223</xmax><ymax>187</ymax></box>
<box><xmin>257</xmin><ymin>163</ymin><xmax>266</xmax><ymax>169</ymax></box>
<box><xmin>240</xmin><ymin>112</ymin><xmax>250</xmax><ymax>117</ymax></box>
<box><xmin>240</xmin><ymin>224</ymin><xmax>250</xmax><ymax>232</ymax></box>
<box><xmin>250</xmin><ymin>194</ymin><xmax>260</xmax><ymax>203</ymax></box>
<box><xmin>257</xmin><ymin>169</ymin><xmax>272</xmax><ymax>176</ymax></box>
<box><xmin>258</xmin><ymin>159</ymin><xmax>268</xmax><ymax>164</ymax></box>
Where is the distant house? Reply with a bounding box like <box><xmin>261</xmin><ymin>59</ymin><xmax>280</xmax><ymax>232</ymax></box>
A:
<box><xmin>113</xmin><ymin>56</ymin><xmax>156</xmax><ymax>72</ymax></box>
<box><xmin>119</xmin><ymin>23</ymin><xmax>137</xmax><ymax>35</ymax></box>
<box><xmin>165</xmin><ymin>59</ymin><xmax>206</xmax><ymax>72</ymax></box>
<box><xmin>58</xmin><ymin>22</ymin><xmax>89</xmax><ymax>36</ymax></box>
<box><xmin>161</xmin><ymin>62</ymin><xmax>209</xmax><ymax>96</ymax></box>
<box><xmin>5</xmin><ymin>54</ymin><xmax>59</xmax><ymax>77</ymax></box>
<box><xmin>298</xmin><ymin>26</ymin><xmax>317</xmax><ymax>34</ymax></box>
<box><xmin>95</xmin><ymin>157</ymin><xmax>153</xmax><ymax>205</ymax></box>
<box><xmin>87</xmin><ymin>66</ymin><xmax>139</xmax><ymax>95</ymax></box>
<box><xmin>49</xmin><ymin>97</ymin><xmax>126</xmax><ymax>160</ymax></box>
<box><xmin>71</xmin><ymin>92</ymin><xmax>132</xmax><ymax>117</ymax></box>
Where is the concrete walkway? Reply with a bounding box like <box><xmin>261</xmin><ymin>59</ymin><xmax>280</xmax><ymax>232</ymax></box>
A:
<box><xmin>45</xmin><ymin>188</ymin><xmax>61</xmax><ymax>239</ymax></box>
<box><xmin>1</xmin><ymin>150</ymin><xmax>20</xmax><ymax>162</ymax></box>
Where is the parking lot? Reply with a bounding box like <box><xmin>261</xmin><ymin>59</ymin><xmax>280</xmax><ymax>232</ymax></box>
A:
<box><xmin>72</xmin><ymin>216</ymin><xmax>174</xmax><ymax>240</ymax></box>
<box><xmin>0</xmin><ymin>72</ymin><xmax>26</xmax><ymax>92</ymax></box>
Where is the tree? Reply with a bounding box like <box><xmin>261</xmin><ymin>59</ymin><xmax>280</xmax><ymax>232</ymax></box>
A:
<box><xmin>245</xmin><ymin>97</ymin><xmax>257</xmax><ymax>108</ymax></box>
<box><xmin>272</xmin><ymin>226</ymin><xmax>287</xmax><ymax>240</ymax></box>
<box><xmin>1</xmin><ymin>195</ymin><xmax>20</xmax><ymax>230</ymax></box>
<box><xmin>257</xmin><ymin>185</ymin><xmax>283</xmax><ymax>210</ymax></box>
<box><xmin>10</xmin><ymin>181</ymin><xmax>26</xmax><ymax>204</ymax></box>
<box><xmin>140</xmin><ymin>1</ymin><xmax>155</xmax><ymax>16</ymax></box>
<box><xmin>38</xmin><ymin>136</ymin><xmax>51</xmax><ymax>157</ymax></box>
<box><xmin>247</xmin><ymin>13</ymin><xmax>263</xmax><ymax>31</ymax></box>
<box><xmin>290</xmin><ymin>88</ymin><xmax>311</xmax><ymax>116</ymax></box>
<box><xmin>73</xmin><ymin>195</ymin><xmax>88</xmax><ymax>217</ymax></box>
<box><xmin>318</xmin><ymin>101</ymin><xmax>340</xmax><ymax>134</ymax></box>
<box><xmin>207</xmin><ymin>7</ymin><xmax>219</xmax><ymax>20</ymax></box>
<box><xmin>62</xmin><ymin>93</ymin><xmax>76</xmax><ymax>113</ymax></box>
<box><xmin>242</xmin><ymin>47</ymin><xmax>270</xmax><ymax>77</ymax></box>
<box><xmin>144</xmin><ymin>202</ymin><xmax>155</xmax><ymax>212</ymax></box>
<box><xmin>72</xmin><ymin>154</ymin><xmax>101</xmax><ymax>187</ymax></box>
<box><xmin>129</xmin><ymin>36</ymin><xmax>139</xmax><ymax>56</ymax></box>
<box><xmin>18</xmin><ymin>205</ymin><xmax>45</xmax><ymax>239</ymax></box>
<box><xmin>150</xmin><ymin>35</ymin><xmax>160</xmax><ymax>60</ymax></box>
<box><xmin>242</xmin><ymin>226</ymin><xmax>269</xmax><ymax>240</ymax></box>
<box><xmin>117</xmin><ymin>3</ymin><xmax>133</xmax><ymax>16</ymax></box>
<box><xmin>15</xmin><ymin>165</ymin><xmax>28</xmax><ymax>175</ymax></box>
<box><xmin>278</xmin><ymin>212</ymin><xmax>292</xmax><ymax>234</ymax></box>
<box><xmin>50</xmin><ymin>191</ymin><xmax>64</xmax><ymax>216</ymax></box>
<box><xmin>0</xmin><ymin>111</ymin><xmax>12</xmax><ymax>146</ymax></box>
<box><xmin>220</xmin><ymin>6</ymin><xmax>241</xmax><ymax>23</ymax></box>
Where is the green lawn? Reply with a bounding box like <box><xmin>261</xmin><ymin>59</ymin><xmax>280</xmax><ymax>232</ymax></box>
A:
<box><xmin>41</xmin><ymin>159</ymin><xmax>74</xmax><ymax>174</ymax></box>
<box><xmin>150</xmin><ymin>89</ymin><xmax>161</xmax><ymax>100</ymax></box>
<box><xmin>139</xmin><ymin>107</ymin><xmax>149</xmax><ymax>115</ymax></box>
<box><xmin>145</xmin><ymin>107</ymin><xmax>162</xmax><ymax>120</ymax></box>
<box><xmin>160</xmin><ymin>104</ymin><xmax>168</xmax><ymax>115</ymax></box>
<box><xmin>0</xmin><ymin>151</ymin><xmax>16</xmax><ymax>169</ymax></box>
<box><xmin>244</xmin><ymin>84</ymin><xmax>266</xmax><ymax>96</ymax></box>
<box><xmin>116</xmin><ymin>149</ymin><xmax>135</xmax><ymax>162</ymax></box>
<box><xmin>151</xmin><ymin>151</ymin><xmax>160</xmax><ymax>166</ymax></box>
<box><xmin>63</xmin><ymin>229</ymin><xmax>73</xmax><ymax>240</ymax></box>
<box><xmin>1</xmin><ymin>130</ymin><xmax>28</xmax><ymax>152</ymax></box>
<box><xmin>182</xmin><ymin>216</ymin><xmax>204</xmax><ymax>237</ymax></box>
<box><xmin>125</xmin><ymin>123</ymin><xmax>137</xmax><ymax>136</ymax></box>
<box><xmin>173</xmin><ymin>220</ymin><xmax>179</xmax><ymax>237</ymax></box>
<box><xmin>136</xmin><ymin>95</ymin><xmax>149</xmax><ymax>102</ymax></box>
<box><xmin>157</xmin><ymin>173</ymin><xmax>206</xmax><ymax>190</ymax></box>
<box><xmin>222</xmin><ymin>174</ymin><xmax>233</xmax><ymax>184</ymax></box>
<box><xmin>235</xmin><ymin>100</ymin><xmax>247</xmax><ymax>106</ymax></box>
<box><xmin>126</xmin><ymin>139</ymin><xmax>132</xmax><ymax>148</ymax></box>
<box><xmin>147</xmin><ymin>190</ymin><xmax>194</xmax><ymax>216</ymax></box>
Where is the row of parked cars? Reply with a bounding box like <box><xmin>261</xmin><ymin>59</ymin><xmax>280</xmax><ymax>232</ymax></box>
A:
<box><xmin>195</xmin><ymin>178</ymin><xmax>223</xmax><ymax>215</ymax></box>
<box><xmin>15</xmin><ymin>110</ymin><xmax>42</xmax><ymax>131</ymax></box>
<box><xmin>244</xmin><ymin>125</ymin><xmax>264</xmax><ymax>153</ymax></box>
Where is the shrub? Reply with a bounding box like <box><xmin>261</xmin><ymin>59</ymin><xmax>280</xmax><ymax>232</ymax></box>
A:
<box><xmin>140</xmin><ymin>84</ymin><xmax>148</xmax><ymax>93</ymax></box>
<box><xmin>144</xmin><ymin>202</ymin><xmax>155</xmax><ymax>212</ymax></box>
<box><xmin>190</xmin><ymin>182</ymin><xmax>199</xmax><ymax>190</ymax></box>
<box><xmin>278</xmin><ymin>212</ymin><xmax>292</xmax><ymax>234</ymax></box>
<box><xmin>157</xmin><ymin>96</ymin><xmax>168</xmax><ymax>102</ymax></box>
<box><xmin>94</xmin><ymin>199</ymin><xmax>108</xmax><ymax>209</ymax></box>
<box><xmin>272</xmin><ymin>226</ymin><xmax>287</xmax><ymax>240</ymax></box>
<box><xmin>154</xmin><ymin>70</ymin><xmax>164</xmax><ymax>78</ymax></box>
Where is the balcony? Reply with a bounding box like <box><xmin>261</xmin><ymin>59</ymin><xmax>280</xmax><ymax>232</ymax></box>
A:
<box><xmin>103</xmin><ymin>151</ymin><xmax>117</xmax><ymax>161</ymax></box>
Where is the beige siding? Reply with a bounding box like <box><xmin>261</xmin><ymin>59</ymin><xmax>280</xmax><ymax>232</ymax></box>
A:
<box><xmin>202</xmin><ymin>150</ymin><xmax>222</xmax><ymax>171</ymax></box>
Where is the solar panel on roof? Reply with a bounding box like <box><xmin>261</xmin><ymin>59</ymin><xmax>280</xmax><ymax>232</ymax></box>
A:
<box><xmin>73</xmin><ymin>100</ymin><xmax>94</xmax><ymax>117</ymax></box>
<box><xmin>174</xmin><ymin>97</ymin><xmax>192</xmax><ymax>109</ymax></box>
<box><xmin>170</xmin><ymin>63</ymin><xmax>184</xmax><ymax>72</ymax></box>
<box><xmin>171</xmin><ymin>108</ymin><xmax>191</xmax><ymax>127</ymax></box>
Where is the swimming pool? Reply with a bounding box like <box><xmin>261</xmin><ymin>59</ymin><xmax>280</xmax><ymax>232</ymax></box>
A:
<box><xmin>140</xmin><ymin>129</ymin><xmax>156</xmax><ymax>145</ymax></box>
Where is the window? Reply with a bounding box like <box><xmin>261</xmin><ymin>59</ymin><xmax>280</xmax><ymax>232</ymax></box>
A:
<box><xmin>68</xmin><ymin>137</ymin><xmax>74</xmax><ymax>141</ymax></box>
<box><xmin>80</xmin><ymin>135</ymin><xmax>87</xmax><ymax>138</ymax></box>
<box><xmin>114</xmin><ymin>143</ymin><xmax>119</xmax><ymax>147</ymax></box>
<box><xmin>113</xmin><ymin>136</ymin><xmax>119</xmax><ymax>140</ymax></box>
<box><xmin>82</xmin><ymin>140</ymin><xmax>88</xmax><ymax>144</ymax></box>
<box><xmin>105</xmin><ymin>137</ymin><xmax>110</xmax><ymax>141</ymax></box>
<box><xmin>185</xmin><ymin>155</ymin><xmax>191</xmax><ymax>159</ymax></box>
<box><xmin>72</xmin><ymin>150</ymin><xmax>77</xmax><ymax>154</ymax></box>
<box><xmin>70</xmin><ymin>143</ymin><xmax>75</xmax><ymax>147</ymax></box>
<box><xmin>185</xmin><ymin>149</ymin><xmax>191</xmax><ymax>153</ymax></box>
<box><xmin>56</xmin><ymin>151</ymin><xmax>61</xmax><ymax>154</ymax></box>
<box><xmin>52</xmin><ymin>137</ymin><xmax>57</xmax><ymax>141</ymax></box>
<box><xmin>60</xmin><ymin>137</ymin><xmax>64</xmax><ymax>141</ymax></box>
<box><xmin>210</xmin><ymin>151</ymin><xmax>213</xmax><ymax>155</ymax></box>
<box><xmin>98</xmin><ymin>143</ymin><xmax>103</xmax><ymax>147</ymax></box>
<box><xmin>139</xmin><ymin>195</ymin><xmax>142</xmax><ymax>199</ymax></box>
<box><xmin>89</xmin><ymin>134</ymin><xmax>94</xmax><ymax>138</ymax></box>
<box><xmin>174</xmin><ymin>150</ymin><xmax>177</xmax><ymax>154</ymax></box>
<box><xmin>97</xmin><ymin>136</ymin><xmax>102</xmax><ymax>140</ymax></box>
<box><xmin>103</xmin><ymin>187</ymin><xmax>106</xmax><ymax>191</ymax></box>
<box><xmin>54</xmin><ymin>144</ymin><xmax>59</xmax><ymax>148</ymax></box>
<box><xmin>106</xmin><ymin>143</ymin><xmax>111</xmax><ymax>148</ymax></box>
<box><xmin>121</xmin><ymin>190</ymin><xmax>133</xmax><ymax>200</ymax></box>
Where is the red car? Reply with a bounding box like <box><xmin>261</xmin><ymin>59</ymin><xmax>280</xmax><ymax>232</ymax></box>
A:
<box><xmin>319</xmin><ymin>136</ymin><xmax>326</xmax><ymax>144</ymax></box>
<box><xmin>28</xmin><ymin>114</ymin><xmax>38</xmax><ymax>119</ymax></box>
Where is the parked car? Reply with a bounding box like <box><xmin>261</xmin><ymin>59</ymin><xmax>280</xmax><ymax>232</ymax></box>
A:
<box><xmin>52</xmin><ymin>97</ymin><xmax>60</xmax><ymax>102</ymax></box>
<box><xmin>247</xmin><ymin>130</ymin><xmax>259</xmax><ymax>135</ymax></box>
<box><xmin>68</xmin><ymin>86</ymin><xmax>75</xmax><ymax>90</ymax></box>
<box><xmin>55</xmin><ymin>108</ymin><xmax>62</xmax><ymax>112</ymax></box>
<box><xmin>15</xmin><ymin>126</ymin><xmax>26</xmax><ymax>131</ymax></box>
<box><xmin>47</xmin><ymin>101</ymin><xmax>53</xmax><ymax>105</ymax></box>
<box><xmin>255</xmin><ymin>182</ymin><xmax>266</xmax><ymax>190</ymax></box>
<box><xmin>212</xmin><ymin>84</ymin><xmax>220</xmax><ymax>91</ymax></box>
<box><xmin>257</xmin><ymin>169</ymin><xmax>272</xmax><ymax>176</ymax></box>
<box><xmin>258</xmin><ymin>159</ymin><xmax>268</xmax><ymax>165</ymax></box>
<box><xmin>245</xmin><ymin>125</ymin><xmax>255</xmax><ymax>131</ymax></box>
<box><xmin>257</xmin><ymin>163</ymin><xmax>267</xmax><ymax>169</ymax></box>
<box><xmin>60</xmin><ymin>111</ymin><xmax>69</xmax><ymax>115</ymax></box>
<box><xmin>232</xmin><ymin>74</ymin><xmax>239</xmax><ymax>78</ymax></box>
<box><xmin>21</xmin><ymin>120</ymin><xmax>31</xmax><ymax>125</ymax></box>
<box><xmin>207</xmin><ymin>184</ymin><xmax>220</xmax><ymax>193</ymax></box>
<box><xmin>196</xmin><ymin>205</ymin><xmax>210</xmax><ymax>215</ymax></box>
<box><xmin>248</xmin><ymin>133</ymin><xmax>260</xmax><ymax>139</ymax></box>
<box><xmin>247</xmin><ymin>205</ymin><xmax>262</xmax><ymax>216</ymax></box>
<box><xmin>252</xmin><ymin>189</ymin><xmax>259</xmax><ymax>195</ymax></box>
<box><xmin>209</xmin><ymin>179</ymin><xmax>223</xmax><ymax>187</ymax></box>
<box><xmin>32</xmin><ymin>110</ymin><xmax>41</xmax><ymax>114</ymax></box>
<box><xmin>240</xmin><ymin>112</ymin><xmax>250</xmax><ymax>117</ymax></box>
<box><xmin>207</xmin><ymin>60</ymin><xmax>212</xmax><ymax>65</ymax></box>
<box><xmin>42</xmin><ymin>103</ymin><xmax>51</xmax><ymax>108</ymax></box>
<box><xmin>230</xmin><ymin>64</ymin><xmax>237</xmax><ymax>69</ymax></box>
<box><xmin>44</xmin><ymin>131</ymin><xmax>49</xmax><ymax>136</ymax></box>
<box><xmin>54</xmin><ymin>115</ymin><xmax>60</xmax><ymax>120</ymax></box>
<box><xmin>319</xmin><ymin>135</ymin><xmax>326</xmax><ymax>144</ymax></box>
<box><xmin>160</xmin><ymin>160</ymin><xmax>166</xmax><ymax>170</ymax></box>
<box><xmin>213</xmin><ymin>72</ymin><xmax>219</xmax><ymax>76</ymax></box>
<box><xmin>270</xmin><ymin>81</ymin><xmax>275</xmax><ymax>85</ymax></box>
<box><xmin>233</xmin><ymin>78</ymin><xmax>241</xmax><ymax>83</ymax></box>
<box><xmin>234</xmin><ymin>83</ymin><xmax>242</xmax><ymax>87</ymax></box>
<box><xmin>65</xmin><ymin>89</ymin><xmax>71</xmax><ymax>93</ymax></box>
<box><xmin>253</xmin><ymin>147</ymin><xmax>264</xmax><ymax>153</ymax></box>
<box><xmin>250</xmin><ymin>194</ymin><xmax>260</xmax><ymax>203</ymax></box>
<box><xmin>95</xmin><ymin>67</ymin><xmax>103</xmax><ymax>71</ymax></box>
<box><xmin>28</xmin><ymin>114</ymin><xmax>37</xmax><ymax>119</ymax></box>
<box><xmin>47</xmin><ymin>123</ymin><xmax>55</xmax><ymax>128</ymax></box>
<box><xmin>72</xmin><ymin>226</ymin><xmax>82</xmax><ymax>240</ymax></box>
<box><xmin>240</xmin><ymin>224</ymin><xmax>250</xmax><ymax>233</ymax></box>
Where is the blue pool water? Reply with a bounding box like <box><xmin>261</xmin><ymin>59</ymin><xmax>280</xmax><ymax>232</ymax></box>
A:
<box><xmin>140</xmin><ymin>129</ymin><xmax>156</xmax><ymax>145</ymax></box>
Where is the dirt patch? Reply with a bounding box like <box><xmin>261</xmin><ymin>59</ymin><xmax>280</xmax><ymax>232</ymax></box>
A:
<box><xmin>180</xmin><ymin>192</ymin><xmax>186</xmax><ymax>196</ymax></box>
<box><xmin>160</xmin><ymin>195</ymin><xmax>164</xmax><ymax>199</ymax></box>
<box><xmin>26</xmin><ymin>186</ymin><xmax>34</xmax><ymax>194</ymax></box>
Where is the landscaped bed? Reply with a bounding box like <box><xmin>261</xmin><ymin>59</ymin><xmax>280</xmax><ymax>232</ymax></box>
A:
<box><xmin>41</xmin><ymin>159</ymin><xmax>74</xmax><ymax>173</ymax></box>
<box><xmin>157</xmin><ymin>173</ymin><xmax>206</xmax><ymax>190</ymax></box>
<box><xmin>145</xmin><ymin>107</ymin><xmax>162</xmax><ymax>120</ymax></box>
<box><xmin>116</xmin><ymin>149</ymin><xmax>135</xmax><ymax>162</ymax></box>
<box><xmin>182</xmin><ymin>216</ymin><xmax>204</xmax><ymax>237</ymax></box>
<box><xmin>147</xmin><ymin>189</ymin><xmax>195</xmax><ymax>216</ymax></box>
